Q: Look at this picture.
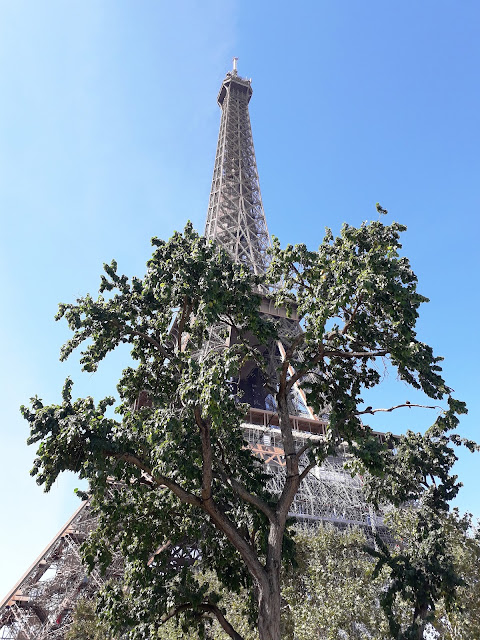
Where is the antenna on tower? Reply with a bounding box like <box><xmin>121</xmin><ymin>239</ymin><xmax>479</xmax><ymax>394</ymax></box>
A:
<box><xmin>232</xmin><ymin>56</ymin><xmax>238</xmax><ymax>74</ymax></box>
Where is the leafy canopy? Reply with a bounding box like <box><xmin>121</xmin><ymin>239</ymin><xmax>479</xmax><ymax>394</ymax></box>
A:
<box><xmin>21</xmin><ymin>218</ymin><xmax>475</xmax><ymax>640</ymax></box>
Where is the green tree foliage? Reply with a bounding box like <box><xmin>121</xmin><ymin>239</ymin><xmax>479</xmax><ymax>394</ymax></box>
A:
<box><xmin>68</xmin><ymin>517</ymin><xmax>480</xmax><ymax>640</ymax></box>
<box><xmin>440</xmin><ymin>519</ymin><xmax>480</xmax><ymax>638</ymax></box>
<box><xmin>388</xmin><ymin>509</ymin><xmax>480</xmax><ymax>640</ymax></box>
<box><xmin>282</xmin><ymin>526</ymin><xmax>392</xmax><ymax>639</ymax></box>
<box><xmin>67</xmin><ymin>597</ymin><xmax>189</xmax><ymax>640</ymax></box>
<box><xmin>22</xmin><ymin>218</ymin><xmax>475</xmax><ymax>640</ymax></box>
<box><xmin>66</xmin><ymin>599</ymin><xmax>113</xmax><ymax>640</ymax></box>
<box><xmin>361</xmin><ymin>411</ymin><xmax>476</xmax><ymax>639</ymax></box>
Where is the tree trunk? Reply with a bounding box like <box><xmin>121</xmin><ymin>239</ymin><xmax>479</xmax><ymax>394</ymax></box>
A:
<box><xmin>413</xmin><ymin>605</ymin><xmax>428</xmax><ymax>640</ymax></box>
<box><xmin>257</xmin><ymin>578</ymin><xmax>282</xmax><ymax>640</ymax></box>
<box><xmin>253</xmin><ymin>390</ymin><xmax>298</xmax><ymax>640</ymax></box>
<box><xmin>257</xmin><ymin>521</ymin><xmax>284</xmax><ymax>640</ymax></box>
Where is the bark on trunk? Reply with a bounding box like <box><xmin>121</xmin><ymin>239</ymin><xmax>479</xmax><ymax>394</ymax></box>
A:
<box><xmin>256</xmin><ymin>521</ymin><xmax>284</xmax><ymax>640</ymax></box>
<box><xmin>413</xmin><ymin>605</ymin><xmax>428</xmax><ymax>640</ymax></box>
<box><xmin>257</xmin><ymin>578</ymin><xmax>282</xmax><ymax>640</ymax></box>
<box><xmin>253</xmin><ymin>389</ymin><xmax>299</xmax><ymax>640</ymax></box>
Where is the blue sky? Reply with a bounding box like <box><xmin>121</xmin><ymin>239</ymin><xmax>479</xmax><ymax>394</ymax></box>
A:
<box><xmin>1</xmin><ymin>1</ymin><xmax>479</xmax><ymax>599</ymax></box>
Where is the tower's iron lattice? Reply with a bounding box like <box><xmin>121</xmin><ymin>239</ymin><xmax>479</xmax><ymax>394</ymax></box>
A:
<box><xmin>0</xmin><ymin>61</ymin><xmax>390</xmax><ymax>639</ymax></box>
<box><xmin>205</xmin><ymin>62</ymin><xmax>270</xmax><ymax>277</ymax></box>
<box><xmin>0</xmin><ymin>501</ymin><xmax>123</xmax><ymax>639</ymax></box>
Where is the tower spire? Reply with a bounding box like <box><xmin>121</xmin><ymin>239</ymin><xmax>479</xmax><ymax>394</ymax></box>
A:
<box><xmin>205</xmin><ymin>65</ymin><xmax>270</xmax><ymax>276</ymax></box>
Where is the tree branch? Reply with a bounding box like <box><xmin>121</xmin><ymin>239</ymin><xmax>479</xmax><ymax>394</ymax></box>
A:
<box><xmin>356</xmin><ymin>403</ymin><xmax>440</xmax><ymax>416</ymax></box>
<box><xmin>204</xmin><ymin>603</ymin><xmax>245</xmax><ymax>640</ymax></box>
<box><xmin>276</xmin><ymin>333</ymin><xmax>307</xmax><ymax>394</ymax></box>
<box><xmin>220</xmin><ymin>313</ymin><xmax>242</xmax><ymax>335</ymax></box>
<box><xmin>110</xmin><ymin>319</ymin><xmax>172</xmax><ymax>359</ymax></box>
<box><xmin>323</xmin><ymin>349</ymin><xmax>388</xmax><ymax>359</ymax></box>
<box><xmin>110</xmin><ymin>449</ymin><xmax>267</xmax><ymax>586</ymax></box>
<box><xmin>293</xmin><ymin>443</ymin><xmax>312</xmax><ymax>462</ymax></box>
<box><xmin>195</xmin><ymin>406</ymin><xmax>213</xmax><ymax>503</ymax></box>
<box><xmin>160</xmin><ymin>603</ymin><xmax>244</xmax><ymax>640</ymax></box>
<box><xmin>284</xmin><ymin>332</ymin><xmax>306</xmax><ymax>360</ymax></box>
<box><xmin>285</xmin><ymin>345</ymin><xmax>388</xmax><ymax>390</ymax></box>
<box><xmin>299</xmin><ymin>461</ymin><xmax>316</xmax><ymax>482</ymax></box>
<box><xmin>176</xmin><ymin>295</ymin><xmax>192</xmax><ymax>350</ymax></box>
<box><xmin>108</xmin><ymin>452</ymin><xmax>202</xmax><ymax>507</ymax></box>
<box><xmin>275</xmin><ymin>396</ymin><xmax>302</xmax><ymax>520</ymax></box>
<box><xmin>214</xmin><ymin>458</ymin><xmax>277</xmax><ymax>523</ymax></box>
<box><xmin>204</xmin><ymin>499</ymin><xmax>268</xmax><ymax>589</ymax></box>
<box><xmin>341</xmin><ymin>293</ymin><xmax>364</xmax><ymax>335</ymax></box>
<box><xmin>290</xmin><ymin>262</ymin><xmax>316</xmax><ymax>296</ymax></box>
<box><xmin>285</xmin><ymin>348</ymin><xmax>324</xmax><ymax>391</ymax></box>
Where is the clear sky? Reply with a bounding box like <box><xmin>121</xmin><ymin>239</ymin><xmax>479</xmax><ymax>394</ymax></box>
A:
<box><xmin>1</xmin><ymin>1</ymin><xmax>479</xmax><ymax>600</ymax></box>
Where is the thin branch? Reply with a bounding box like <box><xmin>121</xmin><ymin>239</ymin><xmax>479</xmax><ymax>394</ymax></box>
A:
<box><xmin>284</xmin><ymin>332</ymin><xmax>306</xmax><ymax>360</ymax></box>
<box><xmin>323</xmin><ymin>349</ymin><xmax>388</xmax><ymax>359</ymax></box>
<box><xmin>202</xmin><ymin>496</ymin><xmax>267</xmax><ymax>588</ymax></box>
<box><xmin>299</xmin><ymin>461</ymin><xmax>316</xmax><ymax>482</ymax></box>
<box><xmin>194</xmin><ymin>406</ymin><xmax>213</xmax><ymax>503</ymax></box>
<box><xmin>276</xmin><ymin>333</ymin><xmax>307</xmax><ymax>394</ymax></box>
<box><xmin>147</xmin><ymin>540</ymin><xmax>171</xmax><ymax>567</ymax></box>
<box><xmin>356</xmin><ymin>403</ymin><xmax>440</xmax><ymax>416</ymax></box>
<box><xmin>169</xmin><ymin>428</ymin><xmax>268</xmax><ymax>585</ymax></box>
<box><xmin>341</xmin><ymin>293</ymin><xmax>364</xmax><ymax>335</ymax></box>
<box><xmin>108</xmin><ymin>452</ymin><xmax>202</xmax><ymax>507</ymax></box>
<box><xmin>290</xmin><ymin>262</ymin><xmax>316</xmax><ymax>296</ymax></box>
<box><xmin>214</xmin><ymin>458</ymin><xmax>277</xmax><ymax>523</ymax></box>
<box><xmin>161</xmin><ymin>603</ymin><xmax>244</xmax><ymax>640</ymax></box>
<box><xmin>110</xmin><ymin>319</ymin><xmax>171</xmax><ymax>358</ymax></box>
<box><xmin>160</xmin><ymin>603</ymin><xmax>191</xmax><ymax>625</ymax></box>
<box><xmin>110</xmin><ymin>449</ymin><xmax>267</xmax><ymax>585</ymax></box>
<box><xmin>220</xmin><ymin>313</ymin><xmax>242</xmax><ymax>335</ymax></box>
<box><xmin>176</xmin><ymin>296</ymin><xmax>192</xmax><ymax>350</ymax></box>
<box><xmin>285</xmin><ymin>349</ymin><xmax>324</xmax><ymax>391</ymax></box>
<box><xmin>286</xmin><ymin>345</ymin><xmax>387</xmax><ymax>391</ymax></box>
<box><xmin>203</xmin><ymin>604</ymin><xmax>245</xmax><ymax>640</ymax></box>
<box><xmin>293</xmin><ymin>443</ymin><xmax>312</xmax><ymax>462</ymax></box>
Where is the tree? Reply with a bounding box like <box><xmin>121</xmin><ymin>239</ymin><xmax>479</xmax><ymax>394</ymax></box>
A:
<box><xmin>386</xmin><ymin>509</ymin><xmax>480</xmax><ymax>640</ymax></box>
<box><xmin>284</xmin><ymin>513</ymin><xmax>480</xmax><ymax>640</ymax></box>
<box><xmin>437</xmin><ymin>520</ymin><xmax>480</xmax><ymax>639</ymax></box>
<box><xmin>67</xmin><ymin>526</ymin><xmax>392</xmax><ymax>640</ymax></box>
<box><xmin>68</xmin><ymin>516</ymin><xmax>480</xmax><ymax>640</ymax></box>
<box><xmin>22</xmin><ymin>218</ymin><xmax>473</xmax><ymax>640</ymax></box>
<box><xmin>281</xmin><ymin>525</ymin><xmax>393</xmax><ymax>639</ymax></box>
<box><xmin>66</xmin><ymin>598</ymin><xmax>113</xmax><ymax>640</ymax></box>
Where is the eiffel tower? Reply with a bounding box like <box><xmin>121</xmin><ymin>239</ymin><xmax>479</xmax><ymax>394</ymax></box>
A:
<box><xmin>0</xmin><ymin>61</ymin><xmax>388</xmax><ymax>640</ymax></box>
<box><xmin>203</xmin><ymin>59</ymin><xmax>386</xmax><ymax>529</ymax></box>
